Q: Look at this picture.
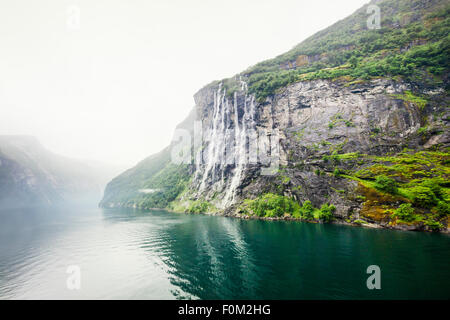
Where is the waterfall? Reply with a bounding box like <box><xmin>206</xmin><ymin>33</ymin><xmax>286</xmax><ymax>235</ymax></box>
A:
<box><xmin>199</xmin><ymin>84</ymin><xmax>225</xmax><ymax>192</ymax></box>
<box><xmin>222</xmin><ymin>79</ymin><xmax>255</xmax><ymax>207</ymax></box>
<box><xmin>197</xmin><ymin>78</ymin><xmax>256</xmax><ymax>208</ymax></box>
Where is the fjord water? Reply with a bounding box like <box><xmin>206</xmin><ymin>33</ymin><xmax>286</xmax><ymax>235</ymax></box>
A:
<box><xmin>0</xmin><ymin>207</ymin><xmax>449</xmax><ymax>300</ymax></box>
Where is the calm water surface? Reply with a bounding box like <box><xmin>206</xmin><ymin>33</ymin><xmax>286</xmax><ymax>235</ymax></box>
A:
<box><xmin>0</xmin><ymin>206</ymin><xmax>448</xmax><ymax>299</ymax></box>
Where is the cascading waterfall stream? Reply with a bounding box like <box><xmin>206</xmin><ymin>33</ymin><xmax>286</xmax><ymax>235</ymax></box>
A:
<box><xmin>223</xmin><ymin>92</ymin><xmax>256</xmax><ymax>207</ymax></box>
<box><xmin>197</xmin><ymin>77</ymin><xmax>256</xmax><ymax>208</ymax></box>
<box><xmin>198</xmin><ymin>84</ymin><xmax>224</xmax><ymax>192</ymax></box>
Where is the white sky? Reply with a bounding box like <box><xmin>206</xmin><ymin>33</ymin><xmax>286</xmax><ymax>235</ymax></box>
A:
<box><xmin>0</xmin><ymin>0</ymin><xmax>369</xmax><ymax>166</ymax></box>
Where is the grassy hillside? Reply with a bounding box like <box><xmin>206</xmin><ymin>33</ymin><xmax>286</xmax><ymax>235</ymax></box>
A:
<box><xmin>230</xmin><ymin>0</ymin><xmax>450</xmax><ymax>101</ymax></box>
<box><xmin>100</xmin><ymin>147</ymin><xmax>191</xmax><ymax>209</ymax></box>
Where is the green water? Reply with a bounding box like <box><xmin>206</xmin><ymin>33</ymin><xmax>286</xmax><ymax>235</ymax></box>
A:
<box><xmin>0</xmin><ymin>207</ymin><xmax>448</xmax><ymax>299</ymax></box>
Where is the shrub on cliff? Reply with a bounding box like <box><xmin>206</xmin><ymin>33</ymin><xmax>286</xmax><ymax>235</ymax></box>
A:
<box><xmin>436</xmin><ymin>201</ymin><xmax>450</xmax><ymax>217</ymax></box>
<box><xmin>318</xmin><ymin>204</ymin><xmax>336</xmax><ymax>222</ymax></box>
<box><xmin>300</xmin><ymin>200</ymin><xmax>315</xmax><ymax>220</ymax></box>
<box><xmin>333</xmin><ymin>168</ymin><xmax>341</xmax><ymax>177</ymax></box>
<box><xmin>421</xmin><ymin>179</ymin><xmax>443</xmax><ymax>199</ymax></box>
<box><xmin>245</xmin><ymin>193</ymin><xmax>300</xmax><ymax>218</ymax></box>
<box><xmin>374</xmin><ymin>175</ymin><xmax>398</xmax><ymax>194</ymax></box>
<box><xmin>409</xmin><ymin>186</ymin><xmax>438</xmax><ymax>208</ymax></box>
<box><xmin>392</xmin><ymin>203</ymin><xmax>415</xmax><ymax>222</ymax></box>
<box><xmin>187</xmin><ymin>200</ymin><xmax>210</xmax><ymax>214</ymax></box>
<box><xmin>424</xmin><ymin>219</ymin><xmax>443</xmax><ymax>231</ymax></box>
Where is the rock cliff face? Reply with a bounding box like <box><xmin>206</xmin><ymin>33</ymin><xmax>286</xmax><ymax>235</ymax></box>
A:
<box><xmin>101</xmin><ymin>76</ymin><xmax>449</xmax><ymax>231</ymax></box>
<box><xmin>177</xmin><ymin>78</ymin><xmax>448</xmax><ymax>215</ymax></box>
<box><xmin>101</xmin><ymin>0</ymin><xmax>450</xmax><ymax>231</ymax></box>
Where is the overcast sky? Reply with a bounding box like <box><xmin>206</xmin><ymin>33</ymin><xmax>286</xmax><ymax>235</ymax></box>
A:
<box><xmin>0</xmin><ymin>0</ymin><xmax>369</xmax><ymax>166</ymax></box>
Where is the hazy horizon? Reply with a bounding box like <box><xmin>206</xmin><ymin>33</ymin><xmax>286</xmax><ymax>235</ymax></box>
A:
<box><xmin>0</xmin><ymin>0</ymin><xmax>369</xmax><ymax>167</ymax></box>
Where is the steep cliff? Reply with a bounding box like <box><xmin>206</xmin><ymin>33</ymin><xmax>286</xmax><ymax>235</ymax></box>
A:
<box><xmin>101</xmin><ymin>0</ymin><xmax>450</xmax><ymax>231</ymax></box>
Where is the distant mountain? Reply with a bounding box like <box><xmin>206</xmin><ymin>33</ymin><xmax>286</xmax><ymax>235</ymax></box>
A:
<box><xmin>0</xmin><ymin>136</ymin><xmax>121</xmax><ymax>209</ymax></box>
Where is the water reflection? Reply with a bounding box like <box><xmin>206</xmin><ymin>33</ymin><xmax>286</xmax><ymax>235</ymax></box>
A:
<box><xmin>143</xmin><ymin>212</ymin><xmax>450</xmax><ymax>300</ymax></box>
<box><xmin>0</xmin><ymin>207</ymin><xmax>449</xmax><ymax>299</ymax></box>
<box><xmin>151</xmin><ymin>215</ymin><xmax>261</xmax><ymax>299</ymax></box>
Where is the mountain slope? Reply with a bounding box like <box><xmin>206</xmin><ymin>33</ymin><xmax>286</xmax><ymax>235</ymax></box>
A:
<box><xmin>99</xmin><ymin>147</ymin><xmax>192</xmax><ymax>209</ymax></box>
<box><xmin>101</xmin><ymin>0</ymin><xmax>450</xmax><ymax>232</ymax></box>
<box><xmin>242</xmin><ymin>0</ymin><xmax>449</xmax><ymax>101</ymax></box>
<box><xmin>0</xmin><ymin>136</ymin><xmax>119</xmax><ymax>209</ymax></box>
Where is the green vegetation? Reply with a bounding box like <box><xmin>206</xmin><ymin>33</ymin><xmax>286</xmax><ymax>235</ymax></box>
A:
<box><xmin>322</xmin><ymin>152</ymin><xmax>360</xmax><ymax>165</ymax></box>
<box><xmin>240</xmin><ymin>193</ymin><xmax>337</xmax><ymax>223</ymax></box>
<box><xmin>327</xmin><ymin>114</ymin><xmax>355</xmax><ymax>130</ymax></box>
<box><xmin>187</xmin><ymin>200</ymin><xmax>211</xmax><ymax>214</ymax></box>
<box><xmin>424</xmin><ymin>219</ymin><xmax>444</xmax><ymax>230</ymax></box>
<box><xmin>280</xmin><ymin>175</ymin><xmax>291</xmax><ymax>184</ymax></box>
<box><xmin>318</xmin><ymin>204</ymin><xmax>336</xmax><ymax>222</ymax></box>
<box><xmin>374</xmin><ymin>175</ymin><xmax>398</xmax><ymax>194</ymax></box>
<box><xmin>240</xmin><ymin>193</ymin><xmax>300</xmax><ymax>218</ymax></box>
<box><xmin>392</xmin><ymin>203</ymin><xmax>416</xmax><ymax>222</ymax></box>
<box><xmin>300</xmin><ymin>200</ymin><xmax>315</xmax><ymax>220</ymax></box>
<box><xmin>237</xmin><ymin>0</ymin><xmax>450</xmax><ymax>101</ymax></box>
<box><xmin>294</xmin><ymin>129</ymin><xmax>305</xmax><ymax>141</ymax></box>
<box><xmin>418</xmin><ymin>126</ymin><xmax>429</xmax><ymax>136</ymax></box>
<box><xmin>391</xmin><ymin>91</ymin><xmax>428</xmax><ymax>110</ymax></box>
<box><xmin>100</xmin><ymin>148</ymin><xmax>191</xmax><ymax>210</ymax></box>
<box><xmin>333</xmin><ymin>152</ymin><xmax>360</xmax><ymax>160</ymax></box>
<box><xmin>342</xmin><ymin>150</ymin><xmax>449</xmax><ymax>230</ymax></box>
<box><xmin>408</xmin><ymin>186</ymin><xmax>438</xmax><ymax>207</ymax></box>
<box><xmin>131</xmin><ymin>164</ymin><xmax>191</xmax><ymax>209</ymax></box>
<box><xmin>345</xmin><ymin>120</ymin><xmax>355</xmax><ymax>127</ymax></box>
<box><xmin>436</xmin><ymin>201</ymin><xmax>450</xmax><ymax>217</ymax></box>
<box><xmin>333</xmin><ymin>168</ymin><xmax>342</xmax><ymax>177</ymax></box>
